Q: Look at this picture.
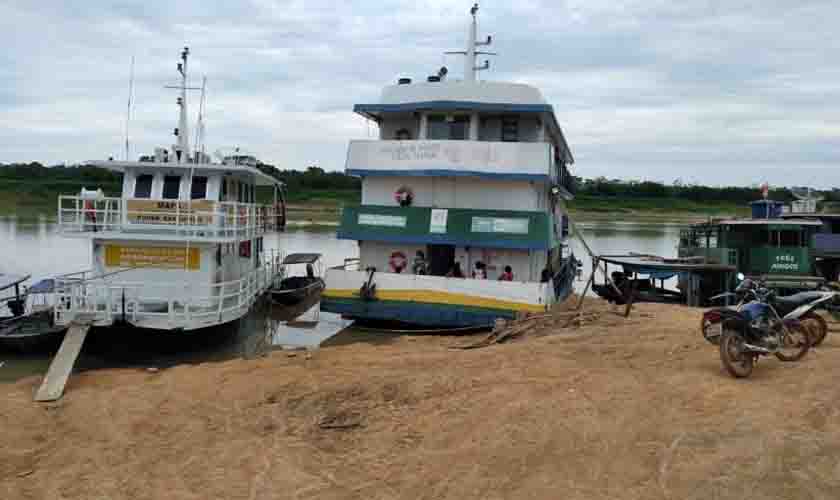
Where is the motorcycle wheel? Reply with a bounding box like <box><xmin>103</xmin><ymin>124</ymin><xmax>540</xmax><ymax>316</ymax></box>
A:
<box><xmin>801</xmin><ymin>312</ymin><xmax>828</xmax><ymax>347</ymax></box>
<box><xmin>775</xmin><ymin>322</ymin><xmax>811</xmax><ymax>362</ymax></box>
<box><xmin>719</xmin><ymin>329</ymin><xmax>754</xmax><ymax>378</ymax></box>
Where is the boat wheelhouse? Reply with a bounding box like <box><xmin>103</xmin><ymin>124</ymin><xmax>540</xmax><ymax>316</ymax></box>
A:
<box><xmin>322</xmin><ymin>5</ymin><xmax>578</xmax><ymax>328</ymax></box>
<box><xmin>781</xmin><ymin>201</ymin><xmax>840</xmax><ymax>282</ymax></box>
<box><xmin>678</xmin><ymin>200</ymin><xmax>823</xmax><ymax>290</ymax></box>
<box><xmin>53</xmin><ymin>48</ymin><xmax>287</xmax><ymax>331</ymax></box>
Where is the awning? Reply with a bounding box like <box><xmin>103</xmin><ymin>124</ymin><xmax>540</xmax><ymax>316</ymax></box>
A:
<box><xmin>282</xmin><ymin>253</ymin><xmax>322</xmax><ymax>265</ymax></box>
<box><xmin>336</xmin><ymin>205</ymin><xmax>554</xmax><ymax>250</ymax></box>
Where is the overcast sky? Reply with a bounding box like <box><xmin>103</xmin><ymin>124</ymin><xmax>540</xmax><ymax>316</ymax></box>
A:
<box><xmin>2</xmin><ymin>1</ymin><xmax>839</xmax><ymax>187</ymax></box>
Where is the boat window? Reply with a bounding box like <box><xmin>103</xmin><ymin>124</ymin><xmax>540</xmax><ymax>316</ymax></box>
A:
<box><xmin>190</xmin><ymin>176</ymin><xmax>208</xmax><ymax>200</ymax></box>
<box><xmin>394</xmin><ymin>128</ymin><xmax>411</xmax><ymax>140</ymax></box>
<box><xmin>427</xmin><ymin>115</ymin><xmax>469</xmax><ymax>140</ymax></box>
<box><xmin>501</xmin><ymin>117</ymin><xmax>519</xmax><ymax>142</ymax></box>
<box><xmin>220</xmin><ymin>177</ymin><xmax>227</xmax><ymax>201</ymax></box>
<box><xmin>779</xmin><ymin>230</ymin><xmax>801</xmax><ymax>247</ymax></box>
<box><xmin>162</xmin><ymin>176</ymin><xmax>181</xmax><ymax>199</ymax></box>
<box><xmin>134</xmin><ymin>174</ymin><xmax>154</xmax><ymax>198</ymax></box>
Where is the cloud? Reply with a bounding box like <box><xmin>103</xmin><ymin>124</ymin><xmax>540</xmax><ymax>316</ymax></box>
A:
<box><xmin>1</xmin><ymin>0</ymin><xmax>839</xmax><ymax>187</ymax></box>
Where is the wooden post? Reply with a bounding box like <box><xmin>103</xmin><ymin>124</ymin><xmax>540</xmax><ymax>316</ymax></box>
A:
<box><xmin>624</xmin><ymin>279</ymin><xmax>638</xmax><ymax>318</ymax></box>
<box><xmin>576</xmin><ymin>257</ymin><xmax>598</xmax><ymax>311</ymax></box>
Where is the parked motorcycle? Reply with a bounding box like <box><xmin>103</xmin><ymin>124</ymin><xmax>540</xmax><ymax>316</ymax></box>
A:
<box><xmin>702</xmin><ymin>288</ymin><xmax>834</xmax><ymax>347</ymax></box>
<box><xmin>715</xmin><ymin>275</ymin><xmax>835</xmax><ymax>378</ymax></box>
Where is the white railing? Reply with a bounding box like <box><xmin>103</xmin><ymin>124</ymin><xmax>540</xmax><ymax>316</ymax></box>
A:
<box><xmin>54</xmin><ymin>257</ymin><xmax>283</xmax><ymax>330</ymax></box>
<box><xmin>58</xmin><ymin>196</ymin><xmax>284</xmax><ymax>240</ymax></box>
<box><xmin>346</xmin><ymin>139</ymin><xmax>553</xmax><ymax>178</ymax></box>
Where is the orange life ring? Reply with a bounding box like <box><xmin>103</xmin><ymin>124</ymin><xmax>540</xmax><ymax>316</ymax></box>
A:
<box><xmin>389</xmin><ymin>251</ymin><xmax>407</xmax><ymax>273</ymax></box>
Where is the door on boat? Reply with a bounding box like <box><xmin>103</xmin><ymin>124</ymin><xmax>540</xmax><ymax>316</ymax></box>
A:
<box><xmin>427</xmin><ymin>244</ymin><xmax>455</xmax><ymax>276</ymax></box>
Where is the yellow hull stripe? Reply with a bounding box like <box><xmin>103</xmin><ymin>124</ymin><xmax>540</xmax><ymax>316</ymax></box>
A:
<box><xmin>323</xmin><ymin>288</ymin><xmax>546</xmax><ymax>314</ymax></box>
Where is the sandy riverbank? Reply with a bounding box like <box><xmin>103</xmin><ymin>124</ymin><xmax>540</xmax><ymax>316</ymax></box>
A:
<box><xmin>3</xmin><ymin>298</ymin><xmax>840</xmax><ymax>499</ymax></box>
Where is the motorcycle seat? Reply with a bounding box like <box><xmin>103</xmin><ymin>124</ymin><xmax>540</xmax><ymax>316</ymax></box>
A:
<box><xmin>773</xmin><ymin>292</ymin><xmax>824</xmax><ymax>310</ymax></box>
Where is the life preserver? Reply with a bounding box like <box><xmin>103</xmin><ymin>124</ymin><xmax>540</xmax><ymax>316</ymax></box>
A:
<box><xmin>389</xmin><ymin>251</ymin><xmax>407</xmax><ymax>273</ymax></box>
<box><xmin>394</xmin><ymin>186</ymin><xmax>414</xmax><ymax>207</ymax></box>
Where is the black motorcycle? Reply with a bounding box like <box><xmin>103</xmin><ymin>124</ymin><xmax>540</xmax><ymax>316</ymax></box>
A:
<box><xmin>716</xmin><ymin>275</ymin><xmax>834</xmax><ymax>378</ymax></box>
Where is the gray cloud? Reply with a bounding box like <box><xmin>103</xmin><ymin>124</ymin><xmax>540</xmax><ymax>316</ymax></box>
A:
<box><xmin>1</xmin><ymin>0</ymin><xmax>839</xmax><ymax>187</ymax></box>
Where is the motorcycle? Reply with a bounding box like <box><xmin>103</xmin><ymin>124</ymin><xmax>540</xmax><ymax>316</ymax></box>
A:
<box><xmin>701</xmin><ymin>287</ymin><xmax>835</xmax><ymax>347</ymax></box>
<box><xmin>715</xmin><ymin>274</ymin><xmax>836</xmax><ymax>378</ymax></box>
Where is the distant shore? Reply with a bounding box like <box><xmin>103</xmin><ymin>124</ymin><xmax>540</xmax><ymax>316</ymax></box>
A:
<box><xmin>0</xmin><ymin>194</ymin><xmax>744</xmax><ymax>225</ymax></box>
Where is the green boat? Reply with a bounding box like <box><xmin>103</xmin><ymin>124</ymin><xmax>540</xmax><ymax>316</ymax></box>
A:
<box><xmin>678</xmin><ymin>200</ymin><xmax>824</xmax><ymax>292</ymax></box>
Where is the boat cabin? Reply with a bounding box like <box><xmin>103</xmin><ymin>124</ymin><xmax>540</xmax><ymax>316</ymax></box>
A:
<box><xmin>340</xmin><ymin>77</ymin><xmax>577</xmax><ymax>284</ymax></box>
<box><xmin>679</xmin><ymin>218</ymin><xmax>822</xmax><ymax>279</ymax></box>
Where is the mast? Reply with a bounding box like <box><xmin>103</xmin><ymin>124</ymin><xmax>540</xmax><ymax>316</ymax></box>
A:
<box><xmin>165</xmin><ymin>47</ymin><xmax>200</xmax><ymax>163</ymax></box>
<box><xmin>177</xmin><ymin>47</ymin><xmax>190</xmax><ymax>161</ymax></box>
<box><xmin>446</xmin><ymin>4</ymin><xmax>496</xmax><ymax>81</ymax></box>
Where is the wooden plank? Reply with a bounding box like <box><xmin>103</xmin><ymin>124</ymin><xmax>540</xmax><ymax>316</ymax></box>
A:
<box><xmin>34</xmin><ymin>319</ymin><xmax>92</xmax><ymax>402</ymax></box>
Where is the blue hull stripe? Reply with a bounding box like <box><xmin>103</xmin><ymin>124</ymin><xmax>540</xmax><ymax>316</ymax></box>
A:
<box><xmin>320</xmin><ymin>299</ymin><xmax>515</xmax><ymax>328</ymax></box>
<box><xmin>347</xmin><ymin>168</ymin><xmax>549</xmax><ymax>182</ymax></box>
<box><xmin>355</xmin><ymin>101</ymin><xmax>554</xmax><ymax>115</ymax></box>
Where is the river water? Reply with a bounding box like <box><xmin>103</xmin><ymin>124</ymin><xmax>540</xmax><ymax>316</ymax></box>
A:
<box><xmin>0</xmin><ymin>216</ymin><xmax>684</xmax><ymax>382</ymax></box>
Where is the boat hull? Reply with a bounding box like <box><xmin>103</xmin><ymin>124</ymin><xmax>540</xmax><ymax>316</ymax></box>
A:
<box><xmin>322</xmin><ymin>262</ymin><xmax>576</xmax><ymax>329</ymax></box>
<box><xmin>0</xmin><ymin>310</ymin><xmax>68</xmax><ymax>353</ymax></box>
<box><xmin>270</xmin><ymin>279</ymin><xmax>325</xmax><ymax>306</ymax></box>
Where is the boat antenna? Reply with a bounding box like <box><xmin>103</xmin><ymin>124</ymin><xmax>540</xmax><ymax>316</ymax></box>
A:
<box><xmin>445</xmin><ymin>3</ymin><xmax>497</xmax><ymax>81</ymax></box>
<box><xmin>165</xmin><ymin>47</ymin><xmax>201</xmax><ymax>163</ymax></box>
<box><xmin>193</xmin><ymin>76</ymin><xmax>207</xmax><ymax>162</ymax></box>
<box><xmin>124</xmin><ymin>55</ymin><xmax>135</xmax><ymax>161</ymax></box>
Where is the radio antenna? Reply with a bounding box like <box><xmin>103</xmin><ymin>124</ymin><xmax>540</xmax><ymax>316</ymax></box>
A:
<box><xmin>193</xmin><ymin>76</ymin><xmax>207</xmax><ymax>162</ymax></box>
<box><xmin>124</xmin><ymin>55</ymin><xmax>135</xmax><ymax>161</ymax></box>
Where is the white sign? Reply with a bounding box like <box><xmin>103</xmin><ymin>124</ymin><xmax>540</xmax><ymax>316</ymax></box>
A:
<box><xmin>346</xmin><ymin>140</ymin><xmax>551</xmax><ymax>178</ymax></box>
<box><xmin>471</xmin><ymin>217</ymin><xmax>530</xmax><ymax>235</ymax></box>
<box><xmin>430</xmin><ymin>209</ymin><xmax>448</xmax><ymax>233</ymax></box>
<box><xmin>358</xmin><ymin>214</ymin><xmax>407</xmax><ymax>228</ymax></box>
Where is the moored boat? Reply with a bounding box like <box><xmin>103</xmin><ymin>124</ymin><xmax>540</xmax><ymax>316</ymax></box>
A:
<box><xmin>270</xmin><ymin>253</ymin><xmax>325</xmax><ymax>305</ymax></box>
<box><xmin>52</xmin><ymin>48</ymin><xmax>287</xmax><ymax>333</ymax></box>
<box><xmin>678</xmin><ymin>199</ymin><xmax>824</xmax><ymax>295</ymax></box>
<box><xmin>322</xmin><ymin>5</ymin><xmax>579</xmax><ymax>328</ymax></box>
<box><xmin>1</xmin><ymin>275</ymin><xmax>67</xmax><ymax>352</ymax></box>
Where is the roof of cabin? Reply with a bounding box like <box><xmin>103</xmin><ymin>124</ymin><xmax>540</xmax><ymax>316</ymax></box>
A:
<box><xmin>88</xmin><ymin>160</ymin><xmax>284</xmax><ymax>187</ymax></box>
<box><xmin>718</xmin><ymin>219</ymin><xmax>823</xmax><ymax>227</ymax></box>
<box><xmin>282</xmin><ymin>253</ymin><xmax>322</xmax><ymax>265</ymax></box>
<box><xmin>354</xmin><ymin>80</ymin><xmax>573</xmax><ymax>164</ymax></box>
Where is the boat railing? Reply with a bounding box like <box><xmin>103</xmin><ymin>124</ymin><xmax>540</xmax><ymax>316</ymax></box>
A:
<box><xmin>53</xmin><ymin>257</ymin><xmax>280</xmax><ymax>329</ymax></box>
<box><xmin>331</xmin><ymin>258</ymin><xmax>361</xmax><ymax>272</ymax></box>
<box><xmin>58</xmin><ymin>195</ymin><xmax>283</xmax><ymax>240</ymax></box>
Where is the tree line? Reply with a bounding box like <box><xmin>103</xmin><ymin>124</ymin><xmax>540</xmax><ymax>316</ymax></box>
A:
<box><xmin>2</xmin><ymin>162</ymin><xmax>836</xmax><ymax>204</ymax></box>
<box><xmin>575</xmin><ymin>177</ymin><xmax>840</xmax><ymax>204</ymax></box>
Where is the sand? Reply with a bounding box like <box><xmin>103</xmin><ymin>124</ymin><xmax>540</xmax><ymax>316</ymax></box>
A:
<box><xmin>3</xmin><ymin>298</ymin><xmax>840</xmax><ymax>499</ymax></box>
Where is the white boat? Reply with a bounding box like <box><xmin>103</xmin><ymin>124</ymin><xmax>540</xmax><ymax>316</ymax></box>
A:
<box><xmin>53</xmin><ymin>48</ymin><xmax>287</xmax><ymax>332</ymax></box>
<box><xmin>321</xmin><ymin>4</ymin><xmax>579</xmax><ymax>328</ymax></box>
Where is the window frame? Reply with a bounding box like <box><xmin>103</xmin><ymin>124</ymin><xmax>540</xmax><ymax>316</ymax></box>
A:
<box><xmin>162</xmin><ymin>175</ymin><xmax>182</xmax><ymax>200</ymax></box>
<box><xmin>190</xmin><ymin>176</ymin><xmax>208</xmax><ymax>200</ymax></box>
<box><xmin>133</xmin><ymin>174</ymin><xmax>154</xmax><ymax>199</ymax></box>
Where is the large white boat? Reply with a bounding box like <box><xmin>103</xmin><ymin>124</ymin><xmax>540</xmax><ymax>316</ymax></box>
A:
<box><xmin>54</xmin><ymin>48</ymin><xmax>287</xmax><ymax>332</ymax></box>
<box><xmin>321</xmin><ymin>5</ymin><xmax>578</xmax><ymax>328</ymax></box>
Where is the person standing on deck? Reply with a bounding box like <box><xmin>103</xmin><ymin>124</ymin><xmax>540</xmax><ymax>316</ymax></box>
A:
<box><xmin>473</xmin><ymin>262</ymin><xmax>487</xmax><ymax>279</ymax></box>
<box><xmin>498</xmin><ymin>265</ymin><xmax>514</xmax><ymax>281</ymax></box>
